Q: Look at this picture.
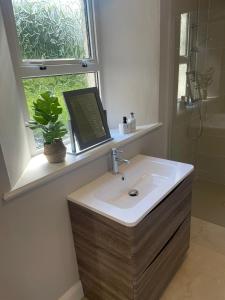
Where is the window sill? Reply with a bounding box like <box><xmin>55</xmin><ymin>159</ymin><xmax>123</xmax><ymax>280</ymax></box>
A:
<box><xmin>3</xmin><ymin>123</ymin><xmax>162</xmax><ymax>202</ymax></box>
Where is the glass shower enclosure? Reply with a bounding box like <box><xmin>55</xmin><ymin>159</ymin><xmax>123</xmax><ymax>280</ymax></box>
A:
<box><xmin>171</xmin><ymin>0</ymin><xmax>225</xmax><ymax>227</ymax></box>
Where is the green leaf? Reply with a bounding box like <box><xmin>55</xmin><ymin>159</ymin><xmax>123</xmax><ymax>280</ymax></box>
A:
<box><xmin>51</xmin><ymin>104</ymin><xmax>62</xmax><ymax>115</ymax></box>
<box><xmin>33</xmin><ymin>115</ymin><xmax>49</xmax><ymax>125</ymax></box>
<box><xmin>27</xmin><ymin>90</ymin><xmax>67</xmax><ymax>143</ymax></box>
<box><xmin>40</xmin><ymin>91</ymin><xmax>52</xmax><ymax>100</ymax></box>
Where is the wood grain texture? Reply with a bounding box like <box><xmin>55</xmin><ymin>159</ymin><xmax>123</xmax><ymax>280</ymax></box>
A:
<box><xmin>134</xmin><ymin>217</ymin><xmax>190</xmax><ymax>300</ymax></box>
<box><xmin>68</xmin><ymin>174</ymin><xmax>193</xmax><ymax>300</ymax></box>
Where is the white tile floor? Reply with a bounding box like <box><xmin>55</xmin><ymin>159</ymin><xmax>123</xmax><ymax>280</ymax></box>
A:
<box><xmin>161</xmin><ymin>217</ymin><xmax>225</xmax><ymax>299</ymax></box>
<box><xmin>83</xmin><ymin>217</ymin><xmax>225</xmax><ymax>300</ymax></box>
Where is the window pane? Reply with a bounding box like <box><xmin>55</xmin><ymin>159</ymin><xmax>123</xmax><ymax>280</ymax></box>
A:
<box><xmin>23</xmin><ymin>73</ymin><xmax>96</xmax><ymax>149</ymax></box>
<box><xmin>12</xmin><ymin>0</ymin><xmax>90</xmax><ymax>60</ymax></box>
<box><xmin>178</xmin><ymin>63</ymin><xmax>187</xmax><ymax>99</ymax></box>
<box><xmin>180</xmin><ymin>13</ymin><xmax>189</xmax><ymax>56</ymax></box>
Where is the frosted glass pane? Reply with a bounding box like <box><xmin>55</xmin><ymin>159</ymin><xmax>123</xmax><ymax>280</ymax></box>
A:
<box><xmin>12</xmin><ymin>0</ymin><xmax>90</xmax><ymax>60</ymax></box>
<box><xmin>180</xmin><ymin>13</ymin><xmax>189</xmax><ymax>56</ymax></box>
<box><xmin>178</xmin><ymin>64</ymin><xmax>187</xmax><ymax>99</ymax></box>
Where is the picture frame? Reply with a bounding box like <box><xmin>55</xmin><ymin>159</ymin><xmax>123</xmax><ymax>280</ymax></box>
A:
<box><xmin>63</xmin><ymin>87</ymin><xmax>112</xmax><ymax>153</ymax></box>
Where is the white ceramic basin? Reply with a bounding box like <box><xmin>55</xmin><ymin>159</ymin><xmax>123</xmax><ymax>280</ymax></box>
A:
<box><xmin>68</xmin><ymin>155</ymin><xmax>194</xmax><ymax>227</ymax></box>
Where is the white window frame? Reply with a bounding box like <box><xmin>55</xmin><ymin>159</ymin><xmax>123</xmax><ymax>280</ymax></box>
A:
<box><xmin>177</xmin><ymin>12</ymin><xmax>190</xmax><ymax>101</ymax></box>
<box><xmin>0</xmin><ymin>0</ymin><xmax>101</xmax><ymax>155</ymax></box>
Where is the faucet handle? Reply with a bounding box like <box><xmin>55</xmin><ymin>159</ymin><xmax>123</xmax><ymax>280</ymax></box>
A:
<box><xmin>112</xmin><ymin>148</ymin><xmax>123</xmax><ymax>155</ymax></box>
<box><xmin>117</xmin><ymin>149</ymin><xmax>123</xmax><ymax>153</ymax></box>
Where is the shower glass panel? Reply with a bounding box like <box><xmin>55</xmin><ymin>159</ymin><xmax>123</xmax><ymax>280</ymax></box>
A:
<box><xmin>171</xmin><ymin>0</ymin><xmax>225</xmax><ymax>227</ymax></box>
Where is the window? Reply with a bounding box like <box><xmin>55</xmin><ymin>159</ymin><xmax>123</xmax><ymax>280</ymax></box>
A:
<box><xmin>3</xmin><ymin>0</ymin><xmax>99</xmax><ymax>153</ymax></box>
<box><xmin>177</xmin><ymin>11</ymin><xmax>199</xmax><ymax>102</ymax></box>
<box><xmin>179</xmin><ymin>13</ymin><xmax>189</xmax><ymax>57</ymax></box>
<box><xmin>12</xmin><ymin>0</ymin><xmax>91</xmax><ymax>61</ymax></box>
<box><xmin>23</xmin><ymin>72</ymin><xmax>97</xmax><ymax>149</ymax></box>
<box><xmin>178</xmin><ymin>63</ymin><xmax>187</xmax><ymax>99</ymax></box>
<box><xmin>177</xmin><ymin>13</ymin><xmax>190</xmax><ymax>100</ymax></box>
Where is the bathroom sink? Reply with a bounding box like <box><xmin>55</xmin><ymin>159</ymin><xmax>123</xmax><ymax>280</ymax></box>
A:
<box><xmin>68</xmin><ymin>155</ymin><xmax>194</xmax><ymax>226</ymax></box>
<box><xmin>94</xmin><ymin>163</ymin><xmax>169</xmax><ymax>209</ymax></box>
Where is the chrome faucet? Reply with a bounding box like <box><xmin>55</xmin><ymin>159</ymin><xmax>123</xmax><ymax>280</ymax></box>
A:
<box><xmin>112</xmin><ymin>148</ymin><xmax>130</xmax><ymax>175</ymax></box>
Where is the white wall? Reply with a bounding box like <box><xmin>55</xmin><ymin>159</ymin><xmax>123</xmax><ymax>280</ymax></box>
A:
<box><xmin>0</xmin><ymin>6</ymin><xmax>30</xmax><ymax>188</ymax></box>
<box><xmin>96</xmin><ymin>0</ymin><xmax>160</xmax><ymax>128</ymax></box>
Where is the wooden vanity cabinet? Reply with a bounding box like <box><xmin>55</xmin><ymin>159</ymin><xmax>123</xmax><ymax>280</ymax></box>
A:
<box><xmin>68</xmin><ymin>174</ymin><xmax>193</xmax><ymax>300</ymax></box>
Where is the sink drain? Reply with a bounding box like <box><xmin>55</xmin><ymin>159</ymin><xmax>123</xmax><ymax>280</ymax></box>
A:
<box><xmin>128</xmin><ymin>189</ymin><xmax>139</xmax><ymax>197</ymax></box>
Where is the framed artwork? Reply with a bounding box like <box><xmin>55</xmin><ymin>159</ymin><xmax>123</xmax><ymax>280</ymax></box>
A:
<box><xmin>64</xmin><ymin>87</ymin><xmax>112</xmax><ymax>153</ymax></box>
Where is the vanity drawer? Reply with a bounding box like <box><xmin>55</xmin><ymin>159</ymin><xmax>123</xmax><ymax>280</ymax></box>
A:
<box><xmin>131</xmin><ymin>174</ymin><xmax>192</xmax><ymax>277</ymax></box>
<box><xmin>134</xmin><ymin>216</ymin><xmax>191</xmax><ymax>300</ymax></box>
<box><xmin>69</xmin><ymin>202</ymin><xmax>132</xmax><ymax>259</ymax></box>
<box><xmin>74</xmin><ymin>238</ymin><xmax>133</xmax><ymax>299</ymax></box>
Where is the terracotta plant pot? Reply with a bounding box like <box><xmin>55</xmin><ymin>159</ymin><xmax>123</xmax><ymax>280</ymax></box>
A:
<box><xmin>44</xmin><ymin>139</ymin><xmax>66</xmax><ymax>163</ymax></box>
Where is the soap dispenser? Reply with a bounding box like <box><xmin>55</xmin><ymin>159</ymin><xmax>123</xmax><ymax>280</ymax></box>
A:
<box><xmin>119</xmin><ymin>116</ymin><xmax>130</xmax><ymax>134</ymax></box>
<box><xmin>128</xmin><ymin>112</ymin><xmax>136</xmax><ymax>132</ymax></box>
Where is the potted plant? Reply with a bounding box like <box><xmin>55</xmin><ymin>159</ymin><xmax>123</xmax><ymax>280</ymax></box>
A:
<box><xmin>27</xmin><ymin>91</ymin><xmax>68</xmax><ymax>163</ymax></box>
